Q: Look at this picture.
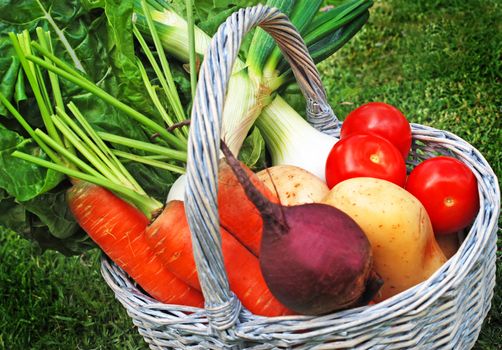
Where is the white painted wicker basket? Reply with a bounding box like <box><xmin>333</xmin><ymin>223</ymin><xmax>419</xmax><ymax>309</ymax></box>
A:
<box><xmin>100</xmin><ymin>5</ymin><xmax>500</xmax><ymax>349</ymax></box>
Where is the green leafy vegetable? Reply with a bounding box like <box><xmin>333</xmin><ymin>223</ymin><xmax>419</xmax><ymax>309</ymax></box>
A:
<box><xmin>0</xmin><ymin>123</ymin><xmax>62</xmax><ymax>201</ymax></box>
<box><xmin>0</xmin><ymin>58</ymin><xmax>21</xmax><ymax>116</ymax></box>
<box><xmin>169</xmin><ymin>0</ymin><xmax>259</xmax><ymax>35</ymax></box>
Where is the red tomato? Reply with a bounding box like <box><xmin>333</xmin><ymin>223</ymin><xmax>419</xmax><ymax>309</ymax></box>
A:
<box><xmin>405</xmin><ymin>156</ymin><xmax>479</xmax><ymax>235</ymax></box>
<box><xmin>341</xmin><ymin>102</ymin><xmax>412</xmax><ymax>159</ymax></box>
<box><xmin>325</xmin><ymin>134</ymin><xmax>407</xmax><ymax>189</ymax></box>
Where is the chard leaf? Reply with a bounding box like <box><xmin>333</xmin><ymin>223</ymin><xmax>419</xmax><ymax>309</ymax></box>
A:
<box><xmin>0</xmin><ymin>124</ymin><xmax>62</xmax><ymax>201</ymax></box>
<box><xmin>238</xmin><ymin>126</ymin><xmax>266</xmax><ymax>171</ymax></box>
<box><xmin>0</xmin><ymin>188</ymin><xmax>94</xmax><ymax>256</ymax></box>
<box><xmin>21</xmin><ymin>186</ymin><xmax>80</xmax><ymax>240</ymax></box>
<box><xmin>0</xmin><ymin>58</ymin><xmax>20</xmax><ymax>116</ymax></box>
<box><xmin>170</xmin><ymin>0</ymin><xmax>259</xmax><ymax>35</ymax></box>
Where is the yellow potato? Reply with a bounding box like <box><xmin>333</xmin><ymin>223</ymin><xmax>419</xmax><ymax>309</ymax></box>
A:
<box><xmin>257</xmin><ymin>165</ymin><xmax>329</xmax><ymax>206</ymax></box>
<box><xmin>322</xmin><ymin>177</ymin><xmax>447</xmax><ymax>301</ymax></box>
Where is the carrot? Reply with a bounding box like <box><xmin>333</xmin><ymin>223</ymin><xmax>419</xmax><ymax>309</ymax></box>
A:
<box><xmin>217</xmin><ymin>159</ymin><xmax>279</xmax><ymax>256</ymax></box>
<box><xmin>67</xmin><ymin>181</ymin><xmax>204</xmax><ymax>307</ymax></box>
<box><xmin>146</xmin><ymin>200</ymin><xmax>294</xmax><ymax>317</ymax></box>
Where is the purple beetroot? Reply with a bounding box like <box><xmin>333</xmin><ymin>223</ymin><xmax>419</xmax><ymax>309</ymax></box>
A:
<box><xmin>220</xmin><ymin>140</ymin><xmax>382</xmax><ymax>315</ymax></box>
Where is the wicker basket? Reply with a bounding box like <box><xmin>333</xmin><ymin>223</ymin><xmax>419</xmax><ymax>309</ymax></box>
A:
<box><xmin>100</xmin><ymin>5</ymin><xmax>500</xmax><ymax>349</ymax></box>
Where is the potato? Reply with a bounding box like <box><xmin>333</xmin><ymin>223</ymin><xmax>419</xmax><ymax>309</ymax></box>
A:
<box><xmin>322</xmin><ymin>177</ymin><xmax>447</xmax><ymax>301</ymax></box>
<box><xmin>257</xmin><ymin>165</ymin><xmax>329</xmax><ymax>206</ymax></box>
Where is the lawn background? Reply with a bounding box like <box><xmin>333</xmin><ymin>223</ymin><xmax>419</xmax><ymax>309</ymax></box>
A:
<box><xmin>1</xmin><ymin>0</ymin><xmax>500</xmax><ymax>349</ymax></box>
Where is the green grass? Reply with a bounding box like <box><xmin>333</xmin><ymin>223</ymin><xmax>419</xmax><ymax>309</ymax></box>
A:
<box><xmin>0</xmin><ymin>231</ymin><xmax>144</xmax><ymax>350</ymax></box>
<box><xmin>1</xmin><ymin>0</ymin><xmax>500</xmax><ymax>349</ymax></box>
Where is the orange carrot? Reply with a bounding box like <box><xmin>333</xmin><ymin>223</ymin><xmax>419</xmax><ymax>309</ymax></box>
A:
<box><xmin>146</xmin><ymin>200</ymin><xmax>294</xmax><ymax>317</ymax></box>
<box><xmin>217</xmin><ymin>159</ymin><xmax>279</xmax><ymax>256</ymax></box>
<box><xmin>67</xmin><ymin>181</ymin><xmax>204</xmax><ymax>307</ymax></box>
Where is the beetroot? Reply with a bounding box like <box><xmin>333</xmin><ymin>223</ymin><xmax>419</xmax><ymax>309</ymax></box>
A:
<box><xmin>220</xmin><ymin>141</ymin><xmax>382</xmax><ymax>315</ymax></box>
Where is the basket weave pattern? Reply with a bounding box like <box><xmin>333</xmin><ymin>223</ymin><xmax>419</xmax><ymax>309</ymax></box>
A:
<box><xmin>100</xmin><ymin>5</ymin><xmax>500</xmax><ymax>349</ymax></box>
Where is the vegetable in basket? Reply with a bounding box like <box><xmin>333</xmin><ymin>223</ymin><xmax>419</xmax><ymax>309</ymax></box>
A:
<box><xmin>256</xmin><ymin>164</ymin><xmax>329</xmax><ymax>206</ymax></box>
<box><xmin>67</xmin><ymin>181</ymin><xmax>204</xmax><ymax>306</ymax></box>
<box><xmin>217</xmin><ymin>159</ymin><xmax>280</xmax><ymax>256</ymax></box>
<box><xmin>322</xmin><ymin>177</ymin><xmax>447</xmax><ymax>301</ymax></box>
<box><xmin>220</xmin><ymin>141</ymin><xmax>383</xmax><ymax>315</ymax></box>
<box><xmin>340</xmin><ymin>102</ymin><xmax>412</xmax><ymax>159</ymax></box>
<box><xmin>256</xmin><ymin>95</ymin><xmax>338</xmax><ymax>181</ymax></box>
<box><xmin>405</xmin><ymin>156</ymin><xmax>479</xmax><ymax>235</ymax></box>
<box><xmin>325</xmin><ymin>133</ymin><xmax>407</xmax><ymax>189</ymax></box>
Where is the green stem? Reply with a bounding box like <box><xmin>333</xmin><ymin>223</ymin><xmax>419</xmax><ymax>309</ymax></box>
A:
<box><xmin>27</xmin><ymin>34</ymin><xmax>54</xmax><ymax>118</ymax></box>
<box><xmin>113</xmin><ymin>150</ymin><xmax>186</xmax><ymax>175</ymax></box>
<box><xmin>36</xmin><ymin>28</ymin><xmax>64</xmax><ymax>112</ymax></box>
<box><xmin>139</xmin><ymin>0</ymin><xmax>186</xmax><ymax>123</ymax></box>
<box><xmin>54</xmin><ymin>108</ymin><xmax>137</xmax><ymax>191</ymax></box>
<box><xmin>10</xmin><ymin>32</ymin><xmax>63</xmax><ymax>147</ymax></box>
<box><xmin>51</xmin><ymin>114</ymin><xmax>123</xmax><ymax>185</ymax></box>
<box><xmin>34</xmin><ymin>129</ymin><xmax>103</xmax><ymax>178</ymax></box>
<box><xmin>136</xmin><ymin>58</ymin><xmax>173</xmax><ymax>127</ymax></box>
<box><xmin>12</xmin><ymin>151</ymin><xmax>162</xmax><ymax>218</ymax></box>
<box><xmin>35</xmin><ymin>0</ymin><xmax>86</xmax><ymax>73</ymax></box>
<box><xmin>186</xmin><ymin>0</ymin><xmax>197</xmax><ymax>101</ymax></box>
<box><xmin>30</xmin><ymin>41</ymin><xmax>87</xmax><ymax>81</ymax></box>
<box><xmin>65</xmin><ymin>103</ymin><xmax>146</xmax><ymax>195</ymax></box>
<box><xmin>98</xmin><ymin>132</ymin><xmax>187</xmax><ymax>162</ymax></box>
<box><xmin>26</xmin><ymin>53</ymin><xmax>186</xmax><ymax>151</ymax></box>
<box><xmin>133</xmin><ymin>28</ymin><xmax>188</xmax><ymax>137</ymax></box>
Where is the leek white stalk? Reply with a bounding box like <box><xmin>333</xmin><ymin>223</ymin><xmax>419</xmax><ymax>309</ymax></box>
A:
<box><xmin>133</xmin><ymin>7</ymin><xmax>211</xmax><ymax>63</ymax></box>
<box><xmin>256</xmin><ymin>96</ymin><xmax>338</xmax><ymax>182</ymax></box>
<box><xmin>221</xmin><ymin>69</ymin><xmax>267</xmax><ymax>155</ymax></box>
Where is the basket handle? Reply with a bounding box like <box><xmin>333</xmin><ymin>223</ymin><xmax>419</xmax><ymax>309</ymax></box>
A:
<box><xmin>184</xmin><ymin>4</ymin><xmax>336</xmax><ymax>331</ymax></box>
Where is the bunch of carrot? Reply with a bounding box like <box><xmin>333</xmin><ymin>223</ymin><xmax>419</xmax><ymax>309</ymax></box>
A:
<box><xmin>68</xmin><ymin>159</ymin><xmax>293</xmax><ymax>316</ymax></box>
<box><xmin>1</xmin><ymin>11</ymin><xmax>294</xmax><ymax>318</ymax></box>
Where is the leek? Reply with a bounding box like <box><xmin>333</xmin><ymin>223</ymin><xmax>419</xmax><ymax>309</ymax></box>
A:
<box><xmin>256</xmin><ymin>96</ymin><xmax>337</xmax><ymax>182</ymax></box>
<box><xmin>132</xmin><ymin>2</ymin><xmax>211</xmax><ymax>63</ymax></box>
<box><xmin>133</xmin><ymin>0</ymin><xmax>371</xmax><ymax>201</ymax></box>
<box><xmin>133</xmin><ymin>0</ymin><xmax>372</xmax><ymax>156</ymax></box>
